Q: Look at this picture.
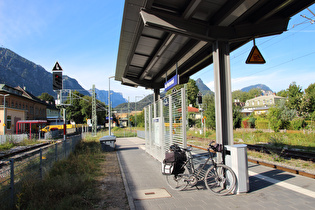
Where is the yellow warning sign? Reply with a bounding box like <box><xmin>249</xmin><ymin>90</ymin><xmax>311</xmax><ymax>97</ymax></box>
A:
<box><xmin>246</xmin><ymin>45</ymin><xmax>266</xmax><ymax>64</ymax></box>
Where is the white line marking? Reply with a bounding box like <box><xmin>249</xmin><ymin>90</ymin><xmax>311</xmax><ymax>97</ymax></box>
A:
<box><xmin>249</xmin><ymin>171</ymin><xmax>315</xmax><ymax>199</ymax></box>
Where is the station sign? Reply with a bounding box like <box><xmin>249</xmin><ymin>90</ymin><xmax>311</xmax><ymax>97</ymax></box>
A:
<box><xmin>164</xmin><ymin>74</ymin><xmax>178</xmax><ymax>91</ymax></box>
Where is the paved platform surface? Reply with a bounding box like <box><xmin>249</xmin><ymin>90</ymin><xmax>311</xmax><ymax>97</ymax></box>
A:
<box><xmin>116</xmin><ymin>137</ymin><xmax>315</xmax><ymax>210</ymax></box>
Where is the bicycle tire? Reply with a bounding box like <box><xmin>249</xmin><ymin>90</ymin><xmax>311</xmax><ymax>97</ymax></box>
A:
<box><xmin>204</xmin><ymin>164</ymin><xmax>236</xmax><ymax>196</ymax></box>
<box><xmin>165</xmin><ymin>165</ymin><xmax>189</xmax><ymax>191</ymax></box>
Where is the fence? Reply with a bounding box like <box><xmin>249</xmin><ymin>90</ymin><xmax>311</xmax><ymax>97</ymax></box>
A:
<box><xmin>144</xmin><ymin>87</ymin><xmax>187</xmax><ymax>162</ymax></box>
<box><xmin>0</xmin><ymin>134</ymin><xmax>82</xmax><ymax>209</ymax></box>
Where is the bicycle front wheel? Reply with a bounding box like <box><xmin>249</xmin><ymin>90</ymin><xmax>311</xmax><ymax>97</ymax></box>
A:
<box><xmin>165</xmin><ymin>165</ymin><xmax>189</xmax><ymax>191</ymax></box>
<box><xmin>204</xmin><ymin>164</ymin><xmax>236</xmax><ymax>196</ymax></box>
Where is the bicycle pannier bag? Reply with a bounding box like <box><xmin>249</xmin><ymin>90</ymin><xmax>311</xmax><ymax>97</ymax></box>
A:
<box><xmin>162</xmin><ymin>150</ymin><xmax>176</xmax><ymax>175</ymax></box>
<box><xmin>161</xmin><ymin>162</ymin><xmax>174</xmax><ymax>175</ymax></box>
<box><xmin>172</xmin><ymin>145</ymin><xmax>187</xmax><ymax>175</ymax></box>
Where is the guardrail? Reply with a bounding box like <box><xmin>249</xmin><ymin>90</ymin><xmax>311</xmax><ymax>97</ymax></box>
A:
<box><xmin>0</xmin><ymin>134</ymin><xmax>82</xmax><ymax>209</ymax></box>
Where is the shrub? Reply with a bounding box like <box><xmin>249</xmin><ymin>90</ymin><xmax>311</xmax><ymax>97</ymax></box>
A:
<box><xmin>255</xmin><ymin>119</ymin><xmax>269</xmax><ymax>129</ymax></box>
<box><xmin>291</xmin><ymin>118</ymin><xmax>306</xmax><ymax>130</ymax></box>
<box><xmin>242</xmin><ymin>119</ymin><xmax>249</xmax><ymax>128</ymax></box>
<box><xmin>248</xmin><ymin>117</ymin><xmax>256</xmax><ymax>128</ymax></box>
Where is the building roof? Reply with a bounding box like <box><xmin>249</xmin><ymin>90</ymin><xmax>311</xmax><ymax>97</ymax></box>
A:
<box><xmin>187</xmin><ymin>106</ymin><xmax>199</xmax><ymax>113</ymax></box>
<box><xmin>246</xmin><ymin>94</ymin><xmax>285</xmax><ymax>102</ymax></box>
<box><xmin>115</xmin><ymin>0</ymin><xmax>314</xmax><ymax>89</ymax></box>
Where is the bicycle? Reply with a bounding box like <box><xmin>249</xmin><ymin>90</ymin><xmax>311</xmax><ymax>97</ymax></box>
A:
<box><xmin>165</xmin><ymin>141</ymin><xmax>236</xmax><ymax>196</ymax></box>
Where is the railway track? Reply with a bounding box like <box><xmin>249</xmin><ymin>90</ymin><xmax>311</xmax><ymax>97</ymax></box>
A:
<box><xmin>246</xmin><ymin>144</ymin><xmax>315</xmax><ymax>162</ymax></box>
<box><xmin>0</xmin><ymin>142</ymin><xmax>51</xmax><ymax>161</ymax></box>
<box><xmin>187</xmin><ymin>137</ymin><xmax>315</xmax><ymax>162</ymax></box>
<box><xmin>187</xmin><ymin>137</ymin><xmax>315</xmax><ymax>179</ymax></box>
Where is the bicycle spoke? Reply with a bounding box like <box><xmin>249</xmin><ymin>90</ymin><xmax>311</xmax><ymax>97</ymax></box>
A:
<box><xmin>204</xmin><ymin>164</ymin><xmax>236</xmax><ymax>196</ymax></box>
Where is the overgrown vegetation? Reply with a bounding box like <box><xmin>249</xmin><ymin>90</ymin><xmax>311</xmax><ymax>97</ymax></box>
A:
<box><xmin>0</xmin><ymin>137</ymin><xmax>38</xmax><ymax>151</ymax></box>
<box><xmin>17</xmin><ymin>136</ymin><xmax>107</xmax><ymax>209</ymax></box>
<box><xmin>187</xmin><ymin>129</ymin><xmax>315</xmax><ymax>173</ymax></box>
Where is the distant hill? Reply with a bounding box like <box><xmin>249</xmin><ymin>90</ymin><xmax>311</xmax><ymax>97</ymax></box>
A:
<box><xmin>114</xmin><ymin>93</ymin><xmax>156</xmax><ymax>112</ymax></box>
<box><xmin>241</xmin><ymin>84</ymin><xmax>273</xmax><ymax>93</ymax></box>
<box><xmin>196</xmin><ymin>78</ymin><xmax>213</xmax><ymax>96</ymax></box>
<box><xmin>114</xmin><ymin>78</ymin><xmax>215</xmax><ymax>112</ymax></box>
<box><xmin>0</xmin><ymin>47</ymin><xmax>89</xmax><ymax>97</ymax></box>
<box><xmin>89</xmin><ymin>88</ymin><xmax>127</xmax><ymax>108</ymax></box>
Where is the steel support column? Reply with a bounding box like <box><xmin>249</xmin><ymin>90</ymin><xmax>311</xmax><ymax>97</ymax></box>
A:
<box><xmin>154</xmin><ymin>88</ymin><xmax>160</xmax><ymax>101</ymax></box>
<box><xmin>213</xmin><ymin>41</ymin><xmax>233</xmax><ymax>161</ymax></box>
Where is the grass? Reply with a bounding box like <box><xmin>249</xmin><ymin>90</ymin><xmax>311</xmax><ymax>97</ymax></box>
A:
<box><xmin>187</xmin><ymin>129</ymin><xmax>315</xmax><ymax>173</ymax></box>
<box><xmin>248</xmin><ymin>150</ymin><xmax>315</xmax><ymax>174</ymax></box>
<box><xmin>17</xmin><ymin>136</ymin><xmax>106</xmax><ymax>209</ymax></box>
<box><xmin>0</xmin><ymin>137</ymin><xmax>39</xmax><ymax>151</ymax></box>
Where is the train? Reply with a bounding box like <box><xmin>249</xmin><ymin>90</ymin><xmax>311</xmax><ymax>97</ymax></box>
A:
<box><xmin>40</xmin><ymin>124</ymin><xmax>87</xmax><ymax>135</ymax></box>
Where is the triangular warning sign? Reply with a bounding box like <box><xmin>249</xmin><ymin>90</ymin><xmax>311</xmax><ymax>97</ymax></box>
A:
<box><xmin>246</xmin><ymin>46</ymin><xmax>266</xmax><ymax>64</ymax></box>
<box><xmin>52</xmin><ymin>61</ymin><xmax>63</xmax><ymax>71</ymax></box>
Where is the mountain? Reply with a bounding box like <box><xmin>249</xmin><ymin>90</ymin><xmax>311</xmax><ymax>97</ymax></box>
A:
<box><xmin>241</xmin><ymin>84</ymin><xmax>273</xmax><ymax>93</ymax></box>
<box><xmin>0</xmin><ymin>47</ymin><xmax>89</xmax><ymax>97</ymax></box>
<box><xmin>89</xmin><ymin>88</ymin><xmax>127</xmax><ymax>108</ymax></box>
<box><xmin>114</xmin><ymin>94</ymin><xmax>155</xmax><ymax>112</ymax></box>
<box><xmin>195</xmin><ymin>78</ymin><xmax>214</xmax><ymax>96</ymax></box>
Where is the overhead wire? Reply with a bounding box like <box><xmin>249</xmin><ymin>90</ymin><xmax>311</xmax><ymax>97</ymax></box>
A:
<box><xmin>191</xmin><ymin>19</ymin><xmax>315</xmax><ymax>84</ymax></box>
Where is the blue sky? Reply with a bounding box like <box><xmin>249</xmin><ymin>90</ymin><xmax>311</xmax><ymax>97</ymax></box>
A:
<box><xmin>0</xmin><ymin>1</ymin><xmax>314</xmax><ymax>102</ymax></box>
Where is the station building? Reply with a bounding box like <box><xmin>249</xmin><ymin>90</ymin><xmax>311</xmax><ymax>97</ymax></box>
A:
<box><xmin>0</xmin><ymin>84</ymin><xmax>48</xmax><ymax>135</ymax></box>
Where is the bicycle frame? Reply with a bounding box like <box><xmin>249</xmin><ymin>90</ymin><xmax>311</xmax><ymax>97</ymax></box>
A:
<box><xmin>183</xmin><ymin>147</ymin><xmax>217</xmax><ymax>181</ymax></box>
<box><xmin>165</xmin><ymin>143</ymin><xmax>236</xmax><ymax>195</ymax></box>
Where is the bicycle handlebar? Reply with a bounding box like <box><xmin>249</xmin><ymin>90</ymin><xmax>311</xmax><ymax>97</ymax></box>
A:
<box><xmin>208</xmin><ymin>141</ymin><xmax>223</xmax><ymax>152</ymax></box>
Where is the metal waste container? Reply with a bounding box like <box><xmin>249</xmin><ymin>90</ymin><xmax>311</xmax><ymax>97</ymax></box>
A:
<box><xmin>225</xmin><ymin>144</ymin><xmax>249</xmax><ymax>194</ymax></box>
<box><xmin>99</xmin><ymin>135</ymin><xmax>116</xmax><ymax>151</ymax></box>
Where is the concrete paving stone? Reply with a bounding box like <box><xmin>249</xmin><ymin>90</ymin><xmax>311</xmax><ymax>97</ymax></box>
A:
<box><xmin>116</xmin><ymin>137</ymin><xmax>315</xmax><ymax>210</ymax></box>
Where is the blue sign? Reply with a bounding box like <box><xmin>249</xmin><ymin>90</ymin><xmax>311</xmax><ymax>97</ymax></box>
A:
<box><xmin>164</xmin><ymin>74</ymin><xmax>178</xmax><ymax>91</ymax></box>
<box><xmin>163</xmin><ymin>97</ymin><xmax>169</xmax><ymax>106</ymax></box>
<box><xmin>106</xmin><ymin>117</ymin><xmax>113</xmax><ymax>120</ymax></box>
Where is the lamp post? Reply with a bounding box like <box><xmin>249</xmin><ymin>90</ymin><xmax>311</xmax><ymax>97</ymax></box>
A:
<box><xmin>108</xmin><ymin>76</ymin><xmax>115</xmax><ymax>136</ymax></box>
<box><xmin>0</xmin><ymin>94</ymin><xmax>10</xmax><ymax>135</ymax></box>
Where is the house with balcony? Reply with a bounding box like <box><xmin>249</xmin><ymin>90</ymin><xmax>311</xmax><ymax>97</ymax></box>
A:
<box><xmin>241</xmin><ymin>94</ymin><xmax>285</xmax><ymax>117</ymax></box>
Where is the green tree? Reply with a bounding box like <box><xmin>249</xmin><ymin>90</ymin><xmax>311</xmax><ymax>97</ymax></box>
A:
<box><xmin>166</xmin><ymin>78</ymin><xmax>199</xmax><ymax>107</ymax></box>
<box><xmin>129</xmin><ymin>114</ymin><xmax>135</xmax><ymax>127</ymax></box>
<box><xmin>247</xmin><ymin>88</ymin><xmax>262</xmax><ymax>99</ymax></box>
<box><xmin>232</xmin><ymin>88</ymin><xmax>262</xmax><ymax>103</ymax></box>
<box><xmin>267</xmin><ymin>100</ymin><xmax>296</xmax><ymax>132</ymax></box>
<box><xmin>203</xmin><ymin>94</ymin><xmax>216</xmax><ymax>129</ymax></box>
<box><xmin>65</xmin><ymin>91</ymin><xmax>107</xmax><ymax>124</ymax></box>
<box><xmin>301</xmin><ymin>83</ymin><xmax>315</xmax><ymax>114</ymax></box>
<box><xmin>135</xmin><ymin>111</ymin><xmax>144</xmax><ymax>127</ymax></box>
<box><xmin>38</xmin><ymin>92</ymin><xmax>55</xmax><ymax>103</ymax></box>
<box><xmin>267</xmin><ymin>106</ymin><xmax>282</xmax><ymax>132</ymax></box>
<box><xmin>232</xmin><ymin>90</ymin><xmax>248</xmax><ymax>102</ymax></box>
<box><xmin>286</xmin><ymin>82</ymin><xmax>303</xmax><ymax>113</ymax></box>
<box><xmin>276</xmin><ymin>89</ymin><xmax>288</xmax><ymax>97</ymax></box>
<box><xmin>67</xmin><ymin>91</ymin><xmax>86</xmax><ymax>123</ymax></box>
<box><xmin>232</xmin><ymin>104</ymin><xmax>242</xmax><ymax>129</ymax></box>
<box><xmin>186</xmin><ymin>79</ymin><xmax>199</xmax><ymax>107</ymax></box>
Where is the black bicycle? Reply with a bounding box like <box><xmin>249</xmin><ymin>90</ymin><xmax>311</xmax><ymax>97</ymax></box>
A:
<box><xmin>165</xmin><ymin>141</ymin><xmax>236</xmax><ymax>196</ymax></box>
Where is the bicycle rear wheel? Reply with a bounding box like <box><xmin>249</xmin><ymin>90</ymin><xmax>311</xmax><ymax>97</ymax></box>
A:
<box><xmin>204</xmin><ymin>164</ymin><xmax>236</xmax><ymax>196</ymax></box>
<box><xmin>165</xmin><ymin>165</ymin><xmax>189</xmax><ymax>191</ymax></box>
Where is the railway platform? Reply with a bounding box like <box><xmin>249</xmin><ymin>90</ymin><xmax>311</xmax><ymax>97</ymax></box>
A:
<box><xmin>116</xmin><ymin>137</ymin><xmax>315</xmax><ymax>210</ymax></box>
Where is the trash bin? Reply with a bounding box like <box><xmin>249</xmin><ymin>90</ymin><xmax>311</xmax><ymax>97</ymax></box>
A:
<box><xmin>99</xmin><ymin>135</ymin><xmax>116</xmax><ymax>151</ymax></box>
<box><xmin>225</xmin><ymin>144</ymin><xmax>249</xmax><ymax>194</ymax></box>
